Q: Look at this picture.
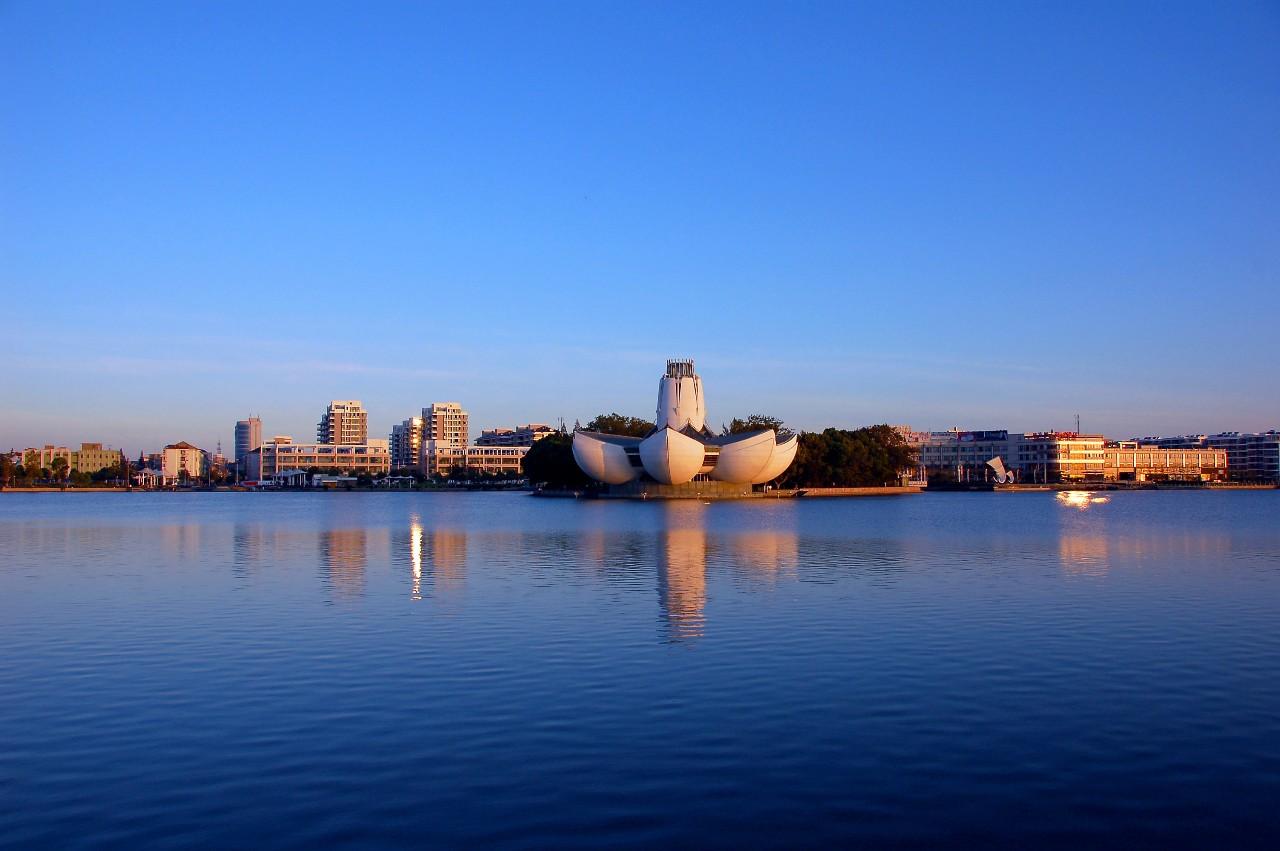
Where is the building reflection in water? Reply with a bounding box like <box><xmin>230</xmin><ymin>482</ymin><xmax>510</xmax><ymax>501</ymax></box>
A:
<box><xmin>652</xmin><ymin>503</ymin><xmax>803</xmax><ymax>642</ymax></box>
<box><xmin>429</xmin><ymin>529</ymin><xmax>467</xmax><ymax>594</ymax></box>
<box><xmin>727</xmin><ymin>530</ymin><xmax>800</xmax><ymax>582</ymax></box>
<box><xmin>404</xmin><ymin>517</ymin><xmax>467</xmax><ymax>600</ymax></box>
<box><xmin>659</xmin><ymin>526</ymin><xmax>707</xmax><ymax>642</ymax></box>
<box><xmin>160</xmin><ymin>523</ymin><xmax>202</xmax><ymax>561</ymax></box>
<box><xmin>1059</xmin><ymin>534</ymin><xmax>1110</xmax><ymax>577</ymax></box>
<box><xmin>323</xmin><ymin>529</ymin><xmax>369</xmax><ymax>599</ymax></box>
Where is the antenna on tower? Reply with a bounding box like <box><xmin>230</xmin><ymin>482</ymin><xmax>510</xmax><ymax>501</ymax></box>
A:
<box><xmin>1075</xmin><ymin>413</ymin><xmax>1081</xmax><ymax>435</ymax></box>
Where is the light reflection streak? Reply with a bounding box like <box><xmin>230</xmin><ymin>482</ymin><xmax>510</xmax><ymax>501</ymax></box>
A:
<box><xmin>410</xmin><ymin>516</ymin><xmax>423</xmax><ymax>601</ymax></box>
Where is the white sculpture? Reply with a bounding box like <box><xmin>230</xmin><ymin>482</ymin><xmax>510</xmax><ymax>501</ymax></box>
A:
<box><xmin>986</xmin><ymin>456</ymin><xmax>1014</xmax><ymax>484</ymax></box>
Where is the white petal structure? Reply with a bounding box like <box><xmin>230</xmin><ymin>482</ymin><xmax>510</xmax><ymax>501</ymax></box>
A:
<box><xmin>571</xmin><ymin>431</ymin><xmax>641</xmax><ymax>484</ymax></box>
<box><xmin>751</xmin><ymin>433</ymin><xmax>798</xmax><ymax>484</ymax></box>
<box><xmin>573</xmin><ymin>359</ymin><xmax>798</xmax><ymax>487</ymax></box>
<box><xmin>639</xmin><ymin>428</ymin><xmax>707</xmax><ymax>484</ymax></box>
<box><xmin>710</xmin><ymin>430</ymin><xmax>778</xmax><ymax>483</ymax></box>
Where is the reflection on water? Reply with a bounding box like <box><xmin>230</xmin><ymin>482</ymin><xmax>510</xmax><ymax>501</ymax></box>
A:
<box><xmin>160</xmin><ymin>522</ymin><xmax>202</xmax><ymax>560</ymax></box>
<box><xmin>428</xmin><ymin>529</ymin><xmax>467</xmax><ymax>593</ymax></box>
<box><xmin>1057</xmin><ymin>491</ymin><xmax>1110</xmax><ymax>510</ymax></box>
<box><xmin>1059</xmin><ymin>535</ymin><xmax>1110</xmax><ymax>576</ymax></box>
<box><xmin>727</xmin><ymin>531</ymin><xmax>799</xmax><ymax>581</ymax></box>
<box><xmin>1</xmin><ymin>491</ymin><xmax>1278</xmax><ymax>848</ymax></box>
<box><xmin>323</xmin><ymin>529</ymin><xmax>368</xmax><ymax>599</ymax></box>
<box><xmin>410</xmin><ymin>518</ymin><xmax>423</xmax><ymax>600</ymax></box>
<box><xmin>402</xmin><ymin>518</ymin><xmax>468</xmax><ymax>600</ymax></box>
<box><xmin>659</xmin><ymin>527</ymin><xmax>707</xmax><ymax>642</ymax></box>
<box><xmin>318</xmin><ymin>528</ymin><xmax>390</xmax><ymax>600</ymax></box>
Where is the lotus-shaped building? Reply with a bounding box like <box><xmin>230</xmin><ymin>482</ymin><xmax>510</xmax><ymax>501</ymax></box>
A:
<box><xmin>573</xmin><ymin>359</ymin><xmax>798</xmax><ymax>487</ymax></box>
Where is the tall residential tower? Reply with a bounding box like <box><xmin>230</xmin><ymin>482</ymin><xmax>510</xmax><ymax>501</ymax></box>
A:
<box><xmin>317</xmin><ymin>401</ymin><xmax>368</xmax><ymax>445</ymax></box>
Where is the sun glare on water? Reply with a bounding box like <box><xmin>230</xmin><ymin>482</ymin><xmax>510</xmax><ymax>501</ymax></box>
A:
<box><xmin>1057</xmin><ymin>491</ymin><xmax>1110</xmax><ymax>510</ymax></box>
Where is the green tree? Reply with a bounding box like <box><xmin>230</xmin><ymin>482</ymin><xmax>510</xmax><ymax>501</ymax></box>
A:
<box><xmin>522</xmin><ymin>432</ymin><xmax>591</xmax><ymax>489</ymax></box>
<box><xmin>585</xmin><ymin>413</ymin><xmax>653</xmax><ymax>437</ymax></box>
<box><xmin>724</xmin><ymin>414</ymin><xmax>787</xmax><ymax>435</ymax></box>
<box><xmin>50</xmin><ymin>456</ymin><xmax>69</xmax><ymax>484</ymax></box>
<box><xmin>781</xmin><ymin>425</ymin><xmax>917</xmax><ymax>488</ymax></box>
<box><xmin>0</xmin><ymin>454</ymin><xmax>11</xmax><ymax>488</ymax></box>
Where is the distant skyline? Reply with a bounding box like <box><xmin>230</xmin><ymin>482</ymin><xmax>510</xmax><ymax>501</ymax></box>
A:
<box><xmin>3</xmin><ymin>1</ymin><xmax>1278</xmax><ymax>454</ymax></box>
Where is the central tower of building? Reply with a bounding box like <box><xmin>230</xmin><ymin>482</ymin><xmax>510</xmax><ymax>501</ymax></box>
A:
<box><xmin>654</xmin><ymin>359</ymin><xmax>707</xmax><ymax>434</ymax></box>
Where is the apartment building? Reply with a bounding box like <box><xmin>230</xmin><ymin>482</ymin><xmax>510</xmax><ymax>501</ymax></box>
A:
<box><xmin>421</xmin><ymin>402</ymin><xmax>470</xmax><ymax>475</ymax></box>
<box><xmin>244</xmin><ymin>437</ymin><xmax>391</xmax><ymax>480</ymax></box>
<box><xmin>1147</xmin><ymin>431</ymin><xmax>1280</xmax><ymax>483</ymax></box>
<box><xmin>72</xmin><ymin>443</ymin><xmax>121</xmax><ymax>473</ymax></box>
<box><xmin>162</xmin><ymin>441</ymin><xmax>207</xmax><ymax>484</ymax></box>
<box><xmin>20</xmin><ymin>445</ymin><xmax>71</xmax><ymax>471</ymax></box>
<box><xmin>475</xmin><ymin>423</ymin><xmax>556</xmax><ymax>447</ymax></box>
<box><xmin>17</xmin><ymin>443</ymin><xmax>122</xmax><ymax>474</ymax></box>
<box><xmin>424</xmin><ymin>402</ymin><xmax>468</xmax><ymax>447</ymax></box>
<box><xmin>390</xmin><ymin>416</ymin><xmax>424</xmax><ymax>469</ymax></box>
<box><xmin>317</xmin><ymin>400</ymin><xmax>368</xmax><ymax>445</ymax></box>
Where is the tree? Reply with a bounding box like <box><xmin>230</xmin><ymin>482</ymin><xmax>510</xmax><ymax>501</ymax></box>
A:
<box><xmin>724</xmin><ymin>414</ymin><xmax>787</xmax><ymax>435</ymax></box>
<box><xmin>0</xmin><ymin>454</ymin><xmax>11</xmax><ymax>488</ymax></box>
<box><xmin>780</xmin><ymin>425</ymin><xmax>918</xmax><ymax>488</ymax></box>
<box><xmin>522</xmin><ymin>432</ymin><xmax>591</xmax><ymax>490</ymax></box>
<box><xmin>584</xmin><ymin>413</ymin><xmax>653</xmax><ymax>437</ymax></box>
<box><xmin>50</xmin><ymin>456</ymin><xmax>69</xmax><ymax>484</ymax></box>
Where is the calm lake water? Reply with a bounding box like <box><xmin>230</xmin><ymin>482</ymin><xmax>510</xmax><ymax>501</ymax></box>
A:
<box><xmin>1</xmin><ymin>490</ymin><xmax>1278</xmax><ymax>848</ymax></box>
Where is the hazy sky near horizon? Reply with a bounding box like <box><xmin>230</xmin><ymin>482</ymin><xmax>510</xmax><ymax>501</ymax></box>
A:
<box><xmin>2</xmin><ymin>1</ymin><xmax>1278</xmax><ymax>454</ymax></box>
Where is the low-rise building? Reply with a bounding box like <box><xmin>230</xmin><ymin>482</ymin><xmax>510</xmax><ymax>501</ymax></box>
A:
<box><xmin>21</xmin><ymin>445</ymin><xmax>71</xmax><ymax>471</ymax></box>
<box><xmin>162</xmin><ymin>442</ymin><xmax>207</xmax><ymax>484</ymax></box>
<box><xmin>18</xmin><ymin>443</ymin><xmax>123</xmax><ymax>475</ymax></box>
<box><xmin>908</xmin><ymin>429</ymin><xmax>1107</xmax><ymax>483</ymax></box>
<box><xmin>1145</xmin><ymin>432</ymin><xmax>1280</xmax><ymax>484</ymax></box>
<box><xmin>1104</xmin><ymin>442</ymin><xmax>1227</xmax><ymax>482</ymax></box>
<box><xmin>425</xmin><ymin>443</ymin><xmax>529</xmax><ymax>478</ymax></box>
<box><xmin>244</xmin><ymin>438</ymin><xmax>391</xmax><ymax>480</ymax></box>
<box><xmin>476</xmin><ymin>424</ymin><xmax>556</xmax><ymax>447</ymax></box>
<box><xmin>72</xmin><ymin>443</ymin><xmax>121</xmax><ymax>473</ymax></box>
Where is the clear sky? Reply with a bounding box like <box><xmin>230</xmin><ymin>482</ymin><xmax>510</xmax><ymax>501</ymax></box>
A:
<box><xmin>2</xmin><ymin>1</ymin><xmax>1277</xmax><ymax>455</ymax></box>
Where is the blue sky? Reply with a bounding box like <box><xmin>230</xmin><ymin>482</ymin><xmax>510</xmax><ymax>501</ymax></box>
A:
<box><xmin>2</xmin><ymin>1</ymin><xmax>1277</xmax><ymax>454</ymax></box>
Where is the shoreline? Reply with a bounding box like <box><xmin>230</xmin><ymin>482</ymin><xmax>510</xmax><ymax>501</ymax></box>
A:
<box><xmin>3</xmin><ymin>483</ymin><xmax>1275</xmax><ymax>495</ymax></box>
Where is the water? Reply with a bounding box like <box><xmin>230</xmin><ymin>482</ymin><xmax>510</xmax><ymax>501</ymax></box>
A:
<box><xmin>1</xmin><ymin>490</ymin><xmax>1278</xmax><ymax>848</ymax></box>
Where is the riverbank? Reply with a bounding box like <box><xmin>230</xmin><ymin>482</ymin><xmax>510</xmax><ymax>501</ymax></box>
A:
<box><xmin>533</xmin><ymin>485</ymin><xmax>924</xmax><ymax>500</ymax></box>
